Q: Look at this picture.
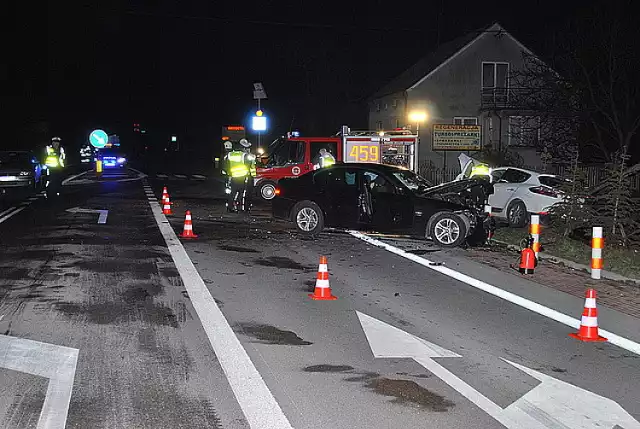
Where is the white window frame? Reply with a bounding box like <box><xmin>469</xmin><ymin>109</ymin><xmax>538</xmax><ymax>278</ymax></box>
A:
<box><xmin>376</xmin><ymin>121</ymin><xmax>383</xmax><ymax>130</ymax></box>
<box><xmin>453</xmin><ymin>117</ymin><xmax>478</xmax><ymax>125</ymax></box>
<box><xmin>482</xmin><ymin>62</ymin><xmax>510</xmax><ymax>105</ymax></box>
<box><xmin>384</xmin><ymin>103</ymin><xmax>388</xmax><ymax>110</ymax></box>
<box><xmin>394</xmin><ymin>118</ymin><xmax>400</xmax><ymax>128</ymax></box>
<box><xmin>392</xmin><ymin>99</ymin><xmax>398</xmax><ymax>108</ymax></box>
<box><xmin>508</xmin><ymin>116</ymin><xmax>541</xmax><ymax>147</ymax></box>
<box><xmin>375</xmin><ymin>102</ymin><xmax>381</xmax><ymax>112</ymax></box>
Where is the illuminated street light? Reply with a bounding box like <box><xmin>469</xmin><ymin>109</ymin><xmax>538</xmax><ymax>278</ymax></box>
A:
<box><xmin>408</xmin><ymin>111</ymin><xmax>428</xmax><ymax>123</ymax></box>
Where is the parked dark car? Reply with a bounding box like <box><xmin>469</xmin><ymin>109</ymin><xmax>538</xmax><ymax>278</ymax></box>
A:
<box><xmin>272</xmin><ymin>163</ymin><xmax>494</xmax><ymax>247</ymax></box>
<box><xmin>0</xmin><ymin>151</ymin><xmax>45</xmax><ymax>198</ymax></box>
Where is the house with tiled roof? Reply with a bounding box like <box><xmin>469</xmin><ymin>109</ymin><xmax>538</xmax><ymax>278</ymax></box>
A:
<box><xmin>369</xmin><ymin>22</ymin><xmax>544</xmax><ymax>172</ymax></box>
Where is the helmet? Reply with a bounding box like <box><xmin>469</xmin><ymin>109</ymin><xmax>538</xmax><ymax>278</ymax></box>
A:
<box><xmin>319</xmin><ymin>148</ymin><xmax>327</xmax><ymax>155</ymax></box>
<box><xmin>223</xmin><ymin>141</ymin><xmax>233</xmax><ymax>150</ymax></box>
<box><xmin>52</xmin><ymin>137</ymin><xmax>61</xmax><ymax>143</ymax></box>
<box><xmin>239</xmin><ymin>139</ymin><xmax>251</xmax><ymax>148</ymax></box>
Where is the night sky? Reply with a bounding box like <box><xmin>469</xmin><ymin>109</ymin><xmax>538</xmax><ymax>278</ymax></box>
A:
<box><xmin>5</xmin><ymin>0</ymin><xmax>595</xmax><ymax>152</ymax></box>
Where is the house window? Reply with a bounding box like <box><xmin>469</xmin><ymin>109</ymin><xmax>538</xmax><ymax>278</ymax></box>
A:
<box><xmin>392</xmin><ymin>99</ymin><xmax>398</xmax><ymax>108</ymax></box>
<box><xmin>394</xmin><ymin>119</ymin><xmax>400</xmax><ymax>128</ymax></box>
<box><xmin>384</xmin><ymin>103</ymin><xmax>388</xmax><ymax>110</ymax></box>
<box><xmin>509</xmin><ymin>116</ymin><xmax>540</xmax><ymax>147</ymax></box>
<box><xmin>375</xmin><ymin>103</ymin><xmax>381</xmax><ymax>112</ymax></box>
<box><xmin>482</xmin><ymin>62</ymin><xmax>509</xmax><ymax>106</ymax></box>
<box><xmin>454</xmin><ymin>117</ymin><xmax>478</xmax><ymax>125</ymax></box>
<box><xmin>376</xmin><ymin>121</ymin><xmax>383</xmax><ymax>130</ymax></box>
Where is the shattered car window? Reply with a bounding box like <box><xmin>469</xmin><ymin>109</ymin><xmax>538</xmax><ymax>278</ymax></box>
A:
<box><xmin>392</xmin><ymin>170</ymin><xmax>432</xmax><ymax>191</ymax></box>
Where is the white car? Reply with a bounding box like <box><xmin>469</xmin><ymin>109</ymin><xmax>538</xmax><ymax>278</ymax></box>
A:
<box><xmin>456</xmin><ymin>155</ymin><xmax>566</xmax><ymax>227</ymax></box>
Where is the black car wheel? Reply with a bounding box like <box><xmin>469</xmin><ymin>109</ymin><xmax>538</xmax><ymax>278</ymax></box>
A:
<box><xmin>506</xmin><ymin>200</ymin><xmax>527</xmax><ymax>227</ymax></box>
<box><xmin>428</xmin><ymin>212</ymin><xmax>467</xmax><ymax>248</ymax></box>
<box><xmin>259</xmin><ymin>181</ymin><xmax>277</xmax><ymax>200</ymax></box>
<box><xmin>292</xmin><ymin>201</ymin><xmax>324</xmax><ymax>236</ymax></box>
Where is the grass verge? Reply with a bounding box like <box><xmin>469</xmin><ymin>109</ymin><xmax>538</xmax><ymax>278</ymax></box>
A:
<box><xmin>492</xmin><ymin>226</ymin><xmax>640</xmax><ymax>279</ymax></box>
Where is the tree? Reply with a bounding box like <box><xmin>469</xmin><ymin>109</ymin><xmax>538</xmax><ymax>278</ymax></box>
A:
<box><xmin>548</xmin><ymin>150</ymin><xmax>595</xmax><ymax>237</ymax></box>
<box><xmin>509</xmin><ymin>2</ymin><xmax>640</xmax><ymax>164</ymax></box>
<box><xmin>593</xmin><ymin>150</ymin><xmax>639</xmax><ymax>246</ymax></box>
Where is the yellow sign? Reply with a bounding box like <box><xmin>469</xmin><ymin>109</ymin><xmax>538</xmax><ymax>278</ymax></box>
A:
<box><xmin>432</xmin><ymin>124</ymin><xmax>482</xmax><ymax>151</ymax></box>
<box><xmin>347</xmin><ymin>143</ymin><xmax>380</xmax><ymax>163</ymax></box>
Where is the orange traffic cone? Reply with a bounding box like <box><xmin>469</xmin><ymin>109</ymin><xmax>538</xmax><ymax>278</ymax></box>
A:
<box><xmin>179</xmin><ymin>210</ymin><xmax>198</xmax><ymax>239</ymax></box>
<box><xmin>163</xmin><ymin>194</ymin><xmax>173</xmax><ymax>215</ymax></box>
<box><xmin>309</xmin><ymin>256</ymin><xmax>337</xmax><ymax>300</ymax></box>
<box><xmin>519</xmin><ymin>247</ymin><xmax>536</xmax><ymax>274</ymax></box>
<box><xmin>162</xmin><ymin>187</ymin><xmax>169</xmax><ymax>203</ymax></box>
<box><xmin>569</xmin><ymin>289</ymin><xmax>607</xmax><ymax>342</ymax></box>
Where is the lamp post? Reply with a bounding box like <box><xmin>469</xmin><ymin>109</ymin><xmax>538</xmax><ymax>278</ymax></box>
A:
<box><xmin>408</xmin><ymin>111</ymin><xmax>428</xmax><ymax>172</ymax></box>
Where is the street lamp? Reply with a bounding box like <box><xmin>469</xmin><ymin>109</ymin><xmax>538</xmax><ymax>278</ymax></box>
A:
<box><xmin>408</xmin><ymin>111</ymin><xmax>428</xmax><ymax>173</ymax></box>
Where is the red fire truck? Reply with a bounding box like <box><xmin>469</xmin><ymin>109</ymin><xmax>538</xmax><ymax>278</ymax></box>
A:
<box><xmin>255</xmin><ymin>126</ymin><xmax>419</xmax><ymax>200</ymax></box>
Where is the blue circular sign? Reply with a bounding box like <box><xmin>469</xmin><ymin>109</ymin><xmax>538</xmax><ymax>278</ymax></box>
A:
<box><xmin>89</xmin><ymin>129</ymin><xmax>109</xmax><ymax>148</ymax></box>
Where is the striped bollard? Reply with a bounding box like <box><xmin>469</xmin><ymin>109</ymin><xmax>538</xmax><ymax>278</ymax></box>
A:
<box><xmin>591</xmin><ymin>227</ymin><xmax>604</xmax><ymax>280</ymax></box>
<box><xmin>530</xmin><ymin>214</ymin><xmax>541</xmax><ymax>258</ymax></box>
<box><xmin>484</xmin><ymin>205</ymin><xmax>494</xmax><ymax>242</ymax></box>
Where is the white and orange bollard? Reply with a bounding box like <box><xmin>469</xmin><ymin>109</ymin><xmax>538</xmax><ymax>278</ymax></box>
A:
<box><xmin>591</xmin><ymin>226</ymin><xmax>604</xmax><ymax>279</ymax></box>
<box><xmin>530</xmin><ymin>214</ymin><xmax>541</xmax><ymax>259</ymax></box>
<box><xmin>484</xmin><ymin>205</ymin><xmax>493</xmax><ymax>242</ymax></box>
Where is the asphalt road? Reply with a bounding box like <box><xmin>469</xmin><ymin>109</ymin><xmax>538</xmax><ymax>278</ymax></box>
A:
<box><xmin>0</xmin><ymin>167</ymin><xmax>638</xmax><ymax>429</ymax></box>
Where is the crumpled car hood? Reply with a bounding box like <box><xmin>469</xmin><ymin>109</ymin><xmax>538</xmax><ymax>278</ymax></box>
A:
<box><xmin>417</xmin><ymin>178</ymin><xmax>494</xmax><ymax>213</ymax></box>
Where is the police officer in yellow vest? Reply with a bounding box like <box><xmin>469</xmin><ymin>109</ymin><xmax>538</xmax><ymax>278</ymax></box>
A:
<box><xmin>225</xmin><ymin>139</ymin><xmax>256</xmax><ymax>213</ymax></box>
<box><xmin>45</xmin><ymin>137</ymin><xmax>66</xmax><ymax>170</ymax></box>
<box><xmin>469</xmin><ymin>163</ymin><xmax>491</xmax><ymax>179</ymax></box>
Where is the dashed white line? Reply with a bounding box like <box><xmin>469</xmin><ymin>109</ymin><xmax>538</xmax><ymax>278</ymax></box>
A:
<box><xmin>174</xmin><ymin>174</ymin><xmax>187</xmax><ymax>179</ymax></box>
<box><xmin>348</xmin><ymin>231</ymin><xmax>640</xmax><ymax>356</ymax></box>
<box><xmin>192</xmin><ymin>174</ymin><xmax>207</xmax><ymax>180</ymax></box>
<box><xmin>0</xmin><ymin>206</ymin><xmax>25</xmax><ymax>224</ymax></box>
<box><xmin>144</xmin><ymin>182</ymin><xmax>293</xmax><ymax>429</ymax></box>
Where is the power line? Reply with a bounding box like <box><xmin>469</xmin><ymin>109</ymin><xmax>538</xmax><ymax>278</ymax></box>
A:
<box><xmin>124</xmin><ymin>10</ymin><xmax>437</xmax><ymax>33</ymax></box>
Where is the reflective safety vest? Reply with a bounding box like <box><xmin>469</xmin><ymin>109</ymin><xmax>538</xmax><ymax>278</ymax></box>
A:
<box><xmin>226</xmin><ymin>151</ymin><xmax>256</xmax><ymax>178</ymax></box>
<box><xmin>319</xmin><ymin>152</ymin><xmax>336</xmax><ymax>168</ymax></box>
<box><xmin>470</xmin><ymin>164</ymin><xmax>490</xmax><ymax>178</ymax></box>
<box><xmin>45</xmin><ymin>145</ymin><xmax>65</xmax><ymax>168</ymax></box>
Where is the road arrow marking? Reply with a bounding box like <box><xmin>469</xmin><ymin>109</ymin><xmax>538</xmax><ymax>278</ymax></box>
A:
<box><xmin>0</xmin><ymin>334</ymin><xmax>79</xmax><ymax>429</ymax></box>
<box><xmin>66</xmin><ymin>207</ymin><xmax>108</xmax><ymax>224</ymax></box>
<box><xmin>357</xmin><ymin>311</ymin><xmax>640</xmax><ymax>429</ymax></box>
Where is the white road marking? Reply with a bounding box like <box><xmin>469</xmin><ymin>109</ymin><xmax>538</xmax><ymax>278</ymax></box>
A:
<box><xmin>144</xmin><ymin>183</ymin><xmax>293</xmax><ymax>429</ymax></box>
<box><xmin>62</xmin><ymin>168</ymin><xmax>147</xmax><ymax>186</ymax></box>
<box><xmin>0</xmin><ymin>315</ymin><xmax>4</xmax><ymax>321</ymax></box>
<box><xmin>0</xmin><ymin>206</ymin><xmax>17</xmax><ymax>218</ymax></box>
<box><xmin>349</xmin><ymin>231</ymin><xmax>640</xmax><ymax>356</ymax></box>
<box><xmin>61</xmin><ymin>171</ymin><xmax>89</xmax><ymax>185</ymax></box>
<box><xmin>156</xmin><ymin>174</ymin><xmax>168</xmax><ymax>179</ymax></box>
<box><xmin>0</xmin><ymin>206</ymin><xmax>26</xmax><ymax>224</ymax></box>
<box><xmin>174</xmin><ymin>174</ymin><xmax>187</xmax><ymax>179</ymax></box>
<box><xmin>0</xmin><ymin>334</ymin><xmax>79</xmax><ymax>429</ymax></box>
<box><xmin>357</xmin><ymin>312</ymin><xmax>640</xmax><ymax>429</ymax></box>
<box><xmin>192</xmin><ymin>174</ymin><xmax>207</xmax><ymax>180</ymax></box>
<box><xmin>65</xmin><ymin>207</ymin><xmax>109</xmax><ymax>224</ymax></box>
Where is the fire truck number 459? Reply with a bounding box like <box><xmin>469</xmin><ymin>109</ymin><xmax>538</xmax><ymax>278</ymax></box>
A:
<box><xmin>349</xmin><ymin>145</ymin><xmax>379</xmax><ymax>162</ymax></box>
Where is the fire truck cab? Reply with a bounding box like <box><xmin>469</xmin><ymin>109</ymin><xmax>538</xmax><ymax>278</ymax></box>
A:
<box><xmin>255</xmin><ymin>125</ymin><xmax>419</xmax><ymax>200</ymax></box>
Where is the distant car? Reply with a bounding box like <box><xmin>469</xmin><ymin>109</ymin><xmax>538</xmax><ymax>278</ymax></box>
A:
<box><xmin>98</xmin><ymin>148</ymin><xmax>127</xmax><ymax>168</ymax></box>
<box><xmin>0</xmin><ymin>151</ymin><xmax>44</xmax><ymax>196</ymax></box>
<box><xmin>272</xmin><ymin>163</ymin><xmax>493</xmax><ymax>247</ymax></box>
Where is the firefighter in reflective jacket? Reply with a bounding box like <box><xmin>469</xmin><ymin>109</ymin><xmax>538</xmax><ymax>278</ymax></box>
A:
<box><xmin>313</xmin><ymin>148</ymin><xmax>336</xmax><ymax>170</ymax></box>
<box><xmin>45</xmin><ymin>137</ymin><xmax>66</xmax><ymax>170</ymax></box>
<box><xmin>225</xmin><ymin>139</ymin><xmax>256</xmax><ymax>213</ymax></box>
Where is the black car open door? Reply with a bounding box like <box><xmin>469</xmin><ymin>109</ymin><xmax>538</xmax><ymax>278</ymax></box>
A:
<box><xmin>360</xmin><ymin>170</ymin><xmax>414</xmax><ymax>232</ymax></box>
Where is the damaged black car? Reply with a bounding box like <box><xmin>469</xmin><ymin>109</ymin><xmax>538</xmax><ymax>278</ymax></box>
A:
<box><xmin>272</xmin><ymin>163</ymin><xmax>494</xmax><ymax>247</ymax></box>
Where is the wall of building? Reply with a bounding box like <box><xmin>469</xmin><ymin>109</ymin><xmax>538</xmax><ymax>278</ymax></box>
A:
<box><xmin>369</xmin><ymin>28</ymin><xmax>544</xmax><ymax>174</ymax></box>
<box><xmin>367</xmin><ymin>93</ymin><xmax>407</xmax><ymax>131</ymax></box>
